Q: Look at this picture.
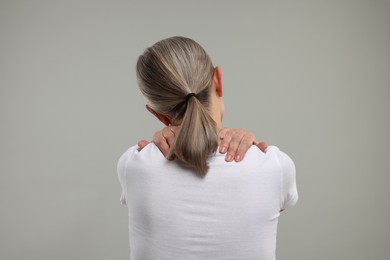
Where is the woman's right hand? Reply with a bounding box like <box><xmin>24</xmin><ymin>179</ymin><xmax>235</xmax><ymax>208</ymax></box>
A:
<box><xmin>138</xmin><ymin>125</ymin><xmax>179</xmax><ymax>160</ymax></box>
<box><xmin>137</xmin><ymin>127</ymin><xmax>268</xmax><ymax>162</ymax></box>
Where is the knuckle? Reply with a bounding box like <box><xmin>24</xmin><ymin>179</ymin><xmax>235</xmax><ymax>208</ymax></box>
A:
<box><xmin>231</xmin><ymin>136</ymin><xmax>242</xmax><ymax>143</ymax></box>
<box><xmin>153</xmin><ymin>138</ymin><xmax>162</xmax><ymax>145</ymax></box>
<box><xmin>228</xmin><ymin>143</ymin><xmax>239</xmax><ymax>153</ymax></box>
<box><xmin>224</xmin><ymin>128</ymin><xmax>235</xmax><ymax>135</ymax></box>
<box><xmin>223</xmin><ymin>134</ymin><xmax>232</xmax><ymax>142</ymax></box>
<box><xmin>172</xmin><ymin>126</ymin><xmax>179</xmax><ymax>134</ymax></box>
<box><xmin>220</xmin><ymin>127</ymin><xmax>228</xmax><ymax>134</ymax></box>
<box><xmin>153</xmin><ymin>130</ymin><xmax>163</xmax><ymax>138</ymax></box>
<box><xmin>241</xmin><ymin>136</ymin><xmax>253</xmax><ymax>146</ymax></box>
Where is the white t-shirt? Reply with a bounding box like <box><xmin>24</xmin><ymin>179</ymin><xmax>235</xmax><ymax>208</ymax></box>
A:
<box><xmin>117</xmin><ymin>144</ymin><xmax>298</xmax><ymax>260</ymax></box>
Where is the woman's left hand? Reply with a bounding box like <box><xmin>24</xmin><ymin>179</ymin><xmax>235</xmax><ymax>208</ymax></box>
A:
<box><xmin>218</xmin><ymin>128</ymin><xmax>267</xmax><ymax>162</ymax></box>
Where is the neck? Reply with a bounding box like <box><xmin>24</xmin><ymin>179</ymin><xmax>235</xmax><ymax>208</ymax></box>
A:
<box><xmin>208</xmin><ymin>95</ymin><xmax>223</xmax><ymax>131</ymax></box>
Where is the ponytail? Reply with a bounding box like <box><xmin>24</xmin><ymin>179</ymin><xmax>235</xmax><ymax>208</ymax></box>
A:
<box><xmin>169</xmin><ymin>92</ymin><xmax>219</xmax><ymax>177</ymax></box>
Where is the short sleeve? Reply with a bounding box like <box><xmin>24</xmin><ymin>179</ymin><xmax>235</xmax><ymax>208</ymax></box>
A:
<box><xmin>117</xmin><ymin>146</ymin><xmax>138</xmax><ymax>205</ymax></box>
<box><xmin>278</xmin><ymin>150</ymin><xmax>298</xmax><ymax>210</ymax></box>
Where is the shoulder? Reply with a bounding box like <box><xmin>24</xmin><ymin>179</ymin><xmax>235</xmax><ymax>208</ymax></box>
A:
<box><xmin>117</xmin><ymin>145</ymin><xmax>139</xmax><ymax>171</ymax></box>
<box><xmin>117</xmin><ymin>143</ymin><xmax>166</xmax><ymax>171</ymax></box>
<box><xmin>224</xmin><ymin>145</ymin><xmax>295</xmax><ymax>180</ymax></box>
<box><xmin>266</xmin><ymin>145</ymin><xmax>295</xmax><ymax>174</ymax></box>
<box><xmin>242</xmin><ymin>145</ymin><xmax>295</xmax><ymax>171</ymax></box>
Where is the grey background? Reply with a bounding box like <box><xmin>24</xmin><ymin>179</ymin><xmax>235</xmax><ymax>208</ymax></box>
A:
<box><xmin>1</xmin><ymin>0</ymin><xmax>389</xmax><ymax>259</ymax></box>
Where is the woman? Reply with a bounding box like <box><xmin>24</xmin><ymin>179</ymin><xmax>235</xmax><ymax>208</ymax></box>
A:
<box><xmin>118</xmin><ymin>36</ymin><xmax>298</xmax><ymax>259</ymax></box>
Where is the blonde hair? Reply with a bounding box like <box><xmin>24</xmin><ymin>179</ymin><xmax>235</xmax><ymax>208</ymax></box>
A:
<box><xmin>136</xmin><ymin>36</ymin><xmax>218</xmax><ymax>177</ymax></box>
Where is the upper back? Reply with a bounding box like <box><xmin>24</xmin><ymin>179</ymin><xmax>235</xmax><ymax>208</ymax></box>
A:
<box><xmin>117</xmin><ymin>144</ymin><xmax>297</xmax><ymax>260</ymax></box>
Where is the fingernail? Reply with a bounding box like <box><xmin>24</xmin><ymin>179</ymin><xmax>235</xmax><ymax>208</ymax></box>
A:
<box><xmin>226</xmin><ymin>154</ymin><xmax>233</xmax><ymax>161</ymax></box>
<box><xmin>235</xmin><ymin>155</ymin><xmax>241</xmax><ymax>161</ymax></box>
<box><xmin>220</xmin><ymin>146</ymin><xmax>227</xmax><ymax>153</ymax></box>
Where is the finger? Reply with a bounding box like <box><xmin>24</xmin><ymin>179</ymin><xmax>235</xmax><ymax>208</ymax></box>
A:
<box><xmin>219</xmin><ymin>128</ymin><xmax>229</xmax><ymax>140</ymax></box>
<box><xmin>162</xmin><ymin>126</ymin><xmax>176</xmax><ymax>148</ymax></box>
<box><xmin>219</xmin><ymin>129</ymin><xmax>234</xmax><ymax>154</ymax></box>
<box><xmin>163</xmin><ymin>126</ymin><xmax>176</xmax><ymax>160</ymax></box>
<box><xmin>256</xmin><ymin>142</ymin><xmax>268</xmax><ymax>152</ymax></box>
<box><xmin>153</xmin><ymin>131</ymin><xmax>171</xmax><ymax>158</ymax></box>
<box><xmin>137</xmin><ymin>140</ymin><xmax>150</xmax><ymax>150</ymax></box>
<box><xmin>226</xmin><ymin>129</ymin><xmax>245</xmax><ymax>162</ymax></box>
<box><xmin>234</xmin><ymin>132</ymin><xmax>255</xmax><ymax>162</ymax></box>
<box><xmin>167</xmin><ymin>126</ymin><xmax>179</xmax><ymax>160</ymax></box>
<box><xmin>170</xmin><ymin>125</ymin><xmax>180</xmax><ymax>136</ymax></box>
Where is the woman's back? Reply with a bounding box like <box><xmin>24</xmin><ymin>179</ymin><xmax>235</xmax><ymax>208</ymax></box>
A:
<box><xmin>118</xmin><ymin>144</ymin><xmax>297</xmax><ymax>260</ymax></box>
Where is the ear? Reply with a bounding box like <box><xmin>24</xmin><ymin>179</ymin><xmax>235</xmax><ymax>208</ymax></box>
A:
<box><xmin>213</xmin><ymin>66</ymin><xmax>223</xmax><ymax>97</ymax></box>
<box><xmin>146</xmin><ymin>105</ymin><xmax>172</xmax><ymax>126</ymax></box>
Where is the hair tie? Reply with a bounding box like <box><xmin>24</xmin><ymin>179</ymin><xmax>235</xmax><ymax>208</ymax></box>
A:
<box><xmin>185</xmin><ymin>93</ymin><xmax>197</xmax><ymax>103</ymax></box>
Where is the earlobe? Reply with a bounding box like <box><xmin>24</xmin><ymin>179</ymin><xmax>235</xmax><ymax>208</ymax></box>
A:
<box><xmin>146</xmin><ymin>105</ymin><xmax>172</xmax><ymax>126</ymax></box>
<box><xmin>214</xmin><ymin>66</ymin><xmax>223</xmax><ymax>97</ymax></box>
